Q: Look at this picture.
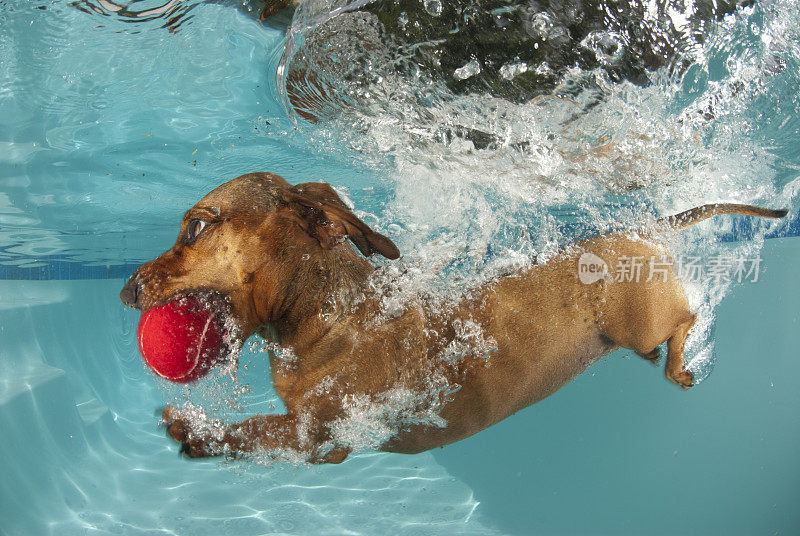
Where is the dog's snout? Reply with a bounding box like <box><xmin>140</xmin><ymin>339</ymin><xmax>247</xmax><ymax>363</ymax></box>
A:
<box><xmin>120</xmin><ymin>277</ymin><xmax>140</xmax><ymax>309</ymax></box>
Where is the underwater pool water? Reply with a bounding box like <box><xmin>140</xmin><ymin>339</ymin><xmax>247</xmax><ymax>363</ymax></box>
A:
<box><xmin>1</xmin><ymin>0</ymin><xmax>799</xmax><ymax>534</ymax></box>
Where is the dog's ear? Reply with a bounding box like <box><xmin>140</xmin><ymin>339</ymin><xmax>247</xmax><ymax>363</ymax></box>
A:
<box><xmin>283</xmin><ymin>182</ymin><xmax>400</xmax><ymax>260</ymax></box>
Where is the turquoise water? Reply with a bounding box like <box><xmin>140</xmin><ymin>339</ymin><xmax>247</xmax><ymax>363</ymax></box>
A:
<box><xmin>1</xmin><ymin>0</ymin><xmax>799</xmax><ymax>534</ymax></box>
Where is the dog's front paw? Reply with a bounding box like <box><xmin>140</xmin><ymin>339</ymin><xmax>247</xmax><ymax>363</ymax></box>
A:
<box><xmin>161</xmin><ymin>406</ymin><xmax>223</xmax><ymax>458</ymax></box>
<box><xmin>667</xmin><ymin>369</ymin><xmax>694</xmax><ymax>389</ymax></box>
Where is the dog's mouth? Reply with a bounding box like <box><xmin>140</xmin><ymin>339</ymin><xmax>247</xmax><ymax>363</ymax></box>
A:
<box><xmin>121</xmin><ymin>277</ymin><xmax>234</xmax><ymax>325</ymax></box>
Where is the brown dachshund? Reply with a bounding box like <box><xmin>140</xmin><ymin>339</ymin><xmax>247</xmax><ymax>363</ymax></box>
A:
<box><xmin>120</xmin><ymin>172</ymin><xmax>787</xmax><ymax>463</ymax></box>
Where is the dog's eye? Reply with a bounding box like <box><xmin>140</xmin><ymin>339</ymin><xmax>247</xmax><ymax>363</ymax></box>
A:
<box><xmin>184</xmin><ymin>219</ymin><xmax>208</xmax><ymax>245</ymax></box>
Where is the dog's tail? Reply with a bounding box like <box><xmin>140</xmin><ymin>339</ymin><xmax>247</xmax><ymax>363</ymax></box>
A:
<box><xmin>660</xmin><ymin>203</ymin><xmax>789</xmax><ymax>231</ymax></box>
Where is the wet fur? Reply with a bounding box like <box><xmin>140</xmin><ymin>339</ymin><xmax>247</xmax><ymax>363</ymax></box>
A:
<box><xmin>121</xmin><ymin>172</ymin><xmax>786</xmax><ymax>462</ymax></box>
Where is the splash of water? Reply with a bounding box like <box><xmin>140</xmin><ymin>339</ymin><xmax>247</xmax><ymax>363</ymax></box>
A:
<box><xmin>275</xmin><ymin>0</ymin><xmax>799</xmax><ymax>380</ymax></box>
<box><xmin>176</xmin><ymin>0</ymin><xmax>800</xmax><ymax>458</ymax></box>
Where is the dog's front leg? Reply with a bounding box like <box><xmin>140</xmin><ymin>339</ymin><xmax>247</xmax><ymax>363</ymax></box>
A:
<box><xmin>162</xmin><ymin>406</ymin><xmax>300</xmax><ymax>458</ymax></box>
<box><xmin>161</xmin><ymin>406</ymin><xmax>350</xmax><ymax>463</ymax></box>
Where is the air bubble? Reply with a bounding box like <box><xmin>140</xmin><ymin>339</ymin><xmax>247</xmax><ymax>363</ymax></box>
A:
<box><xmin>580</xmin><ymin>31</ymin><xmax>627</xmax><ymax>65</ymax></box>
<box><xmin>424</xmin><ymin>0</ymin><xmax>442</xmax><ymax>17</ymax></box>
<box><xmin>454</xmin><ymin>59</ymin><xmax>481</xmax><ymax>80</ymax></box>
<box><xmin>499</xmin><ymin>62</ymin><xmax>529</xmax><ymax>80</ymax></box>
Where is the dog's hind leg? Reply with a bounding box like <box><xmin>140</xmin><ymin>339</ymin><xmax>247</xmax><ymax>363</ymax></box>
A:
<box><xmin>664</xmin><ymin>314</ymin><xmax>697</xmax><ymax>389</ymax></box>
<box><xmin>636</xmin><ymin>347</ymin><xmax>661</xmax><ymax>364</ymax></box>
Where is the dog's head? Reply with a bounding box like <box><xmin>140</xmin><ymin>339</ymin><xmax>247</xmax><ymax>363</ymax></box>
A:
<box><xmin>120</xmin><ymin>172</ymin><xmax>399</xmax><ymax>337</ymax></box>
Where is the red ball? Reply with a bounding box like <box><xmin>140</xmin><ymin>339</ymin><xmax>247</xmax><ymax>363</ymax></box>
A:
<box><xmin>137</xmin><ymin>297</ymin><xmax>222</xmax><ymax>383</ymax></box>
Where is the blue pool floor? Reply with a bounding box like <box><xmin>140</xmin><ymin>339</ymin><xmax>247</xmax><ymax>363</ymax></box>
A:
<box><xmin>0</xmin><ymin>238</ymin><xmax>798</xmax><ymax>535</ymax></box>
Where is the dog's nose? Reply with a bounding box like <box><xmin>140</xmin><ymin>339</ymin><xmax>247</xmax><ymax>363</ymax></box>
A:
<box><xmin>120</xmin><ymin>277</ymin><xmax>139</xmax><ymax>309</ymax></box>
